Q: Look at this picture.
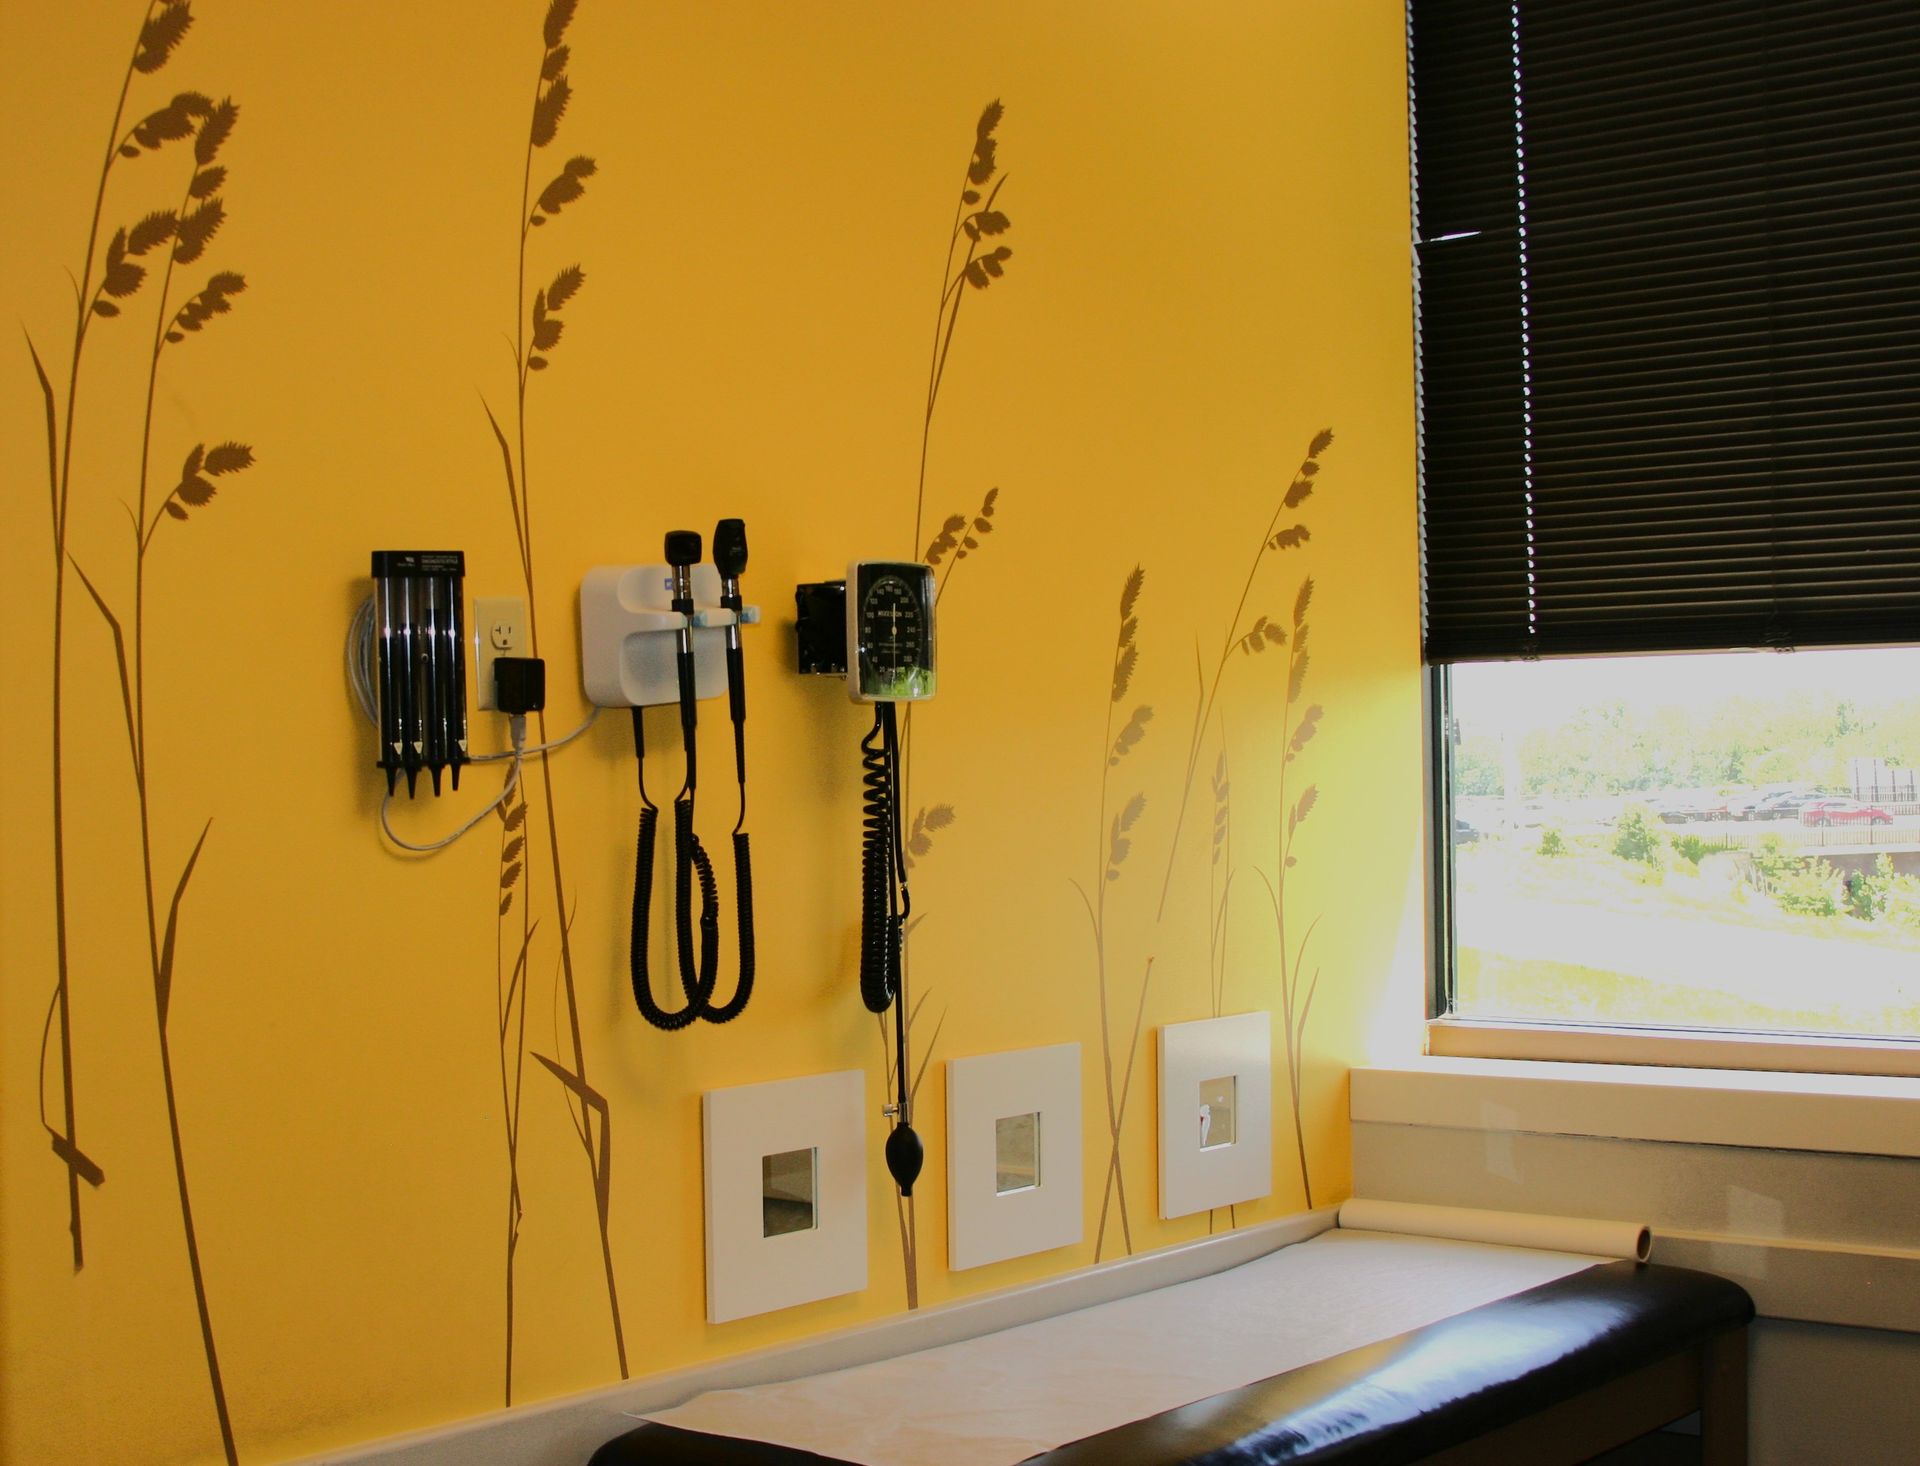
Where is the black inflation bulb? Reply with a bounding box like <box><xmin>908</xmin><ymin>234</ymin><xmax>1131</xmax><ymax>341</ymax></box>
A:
<box><xmin>885</xmin><ymin>1120</ymin><xmax>925</xmax><ymax>1197</ymax></box>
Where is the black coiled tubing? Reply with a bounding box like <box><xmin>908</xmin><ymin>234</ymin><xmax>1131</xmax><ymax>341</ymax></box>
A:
<box><xmin>628</xmin><ymin>710</ymin><xmax>754</xmax><ymax>1029</ymax></box>
<box><xmin>859</xmin><ymin>703</ymin><xmax>908</xmax><ymax>1015</ymax></box>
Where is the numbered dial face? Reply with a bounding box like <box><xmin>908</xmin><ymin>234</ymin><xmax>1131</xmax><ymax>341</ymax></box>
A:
<box><xmin>855</xmin><ymin>567</ymin><xmax>935</xmax><ymax>701</ymax></box>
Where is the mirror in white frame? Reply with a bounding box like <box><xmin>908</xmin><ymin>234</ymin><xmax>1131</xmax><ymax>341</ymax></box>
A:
<box><xmin>703</xmin><ymin>1070</ymin><xmax>865</xmax><ymax>1323</ymax></box>
<box><xmin>947</xmin><ymin>1042</ymin><xmax>1082</xmax><ymax>1270</ymax></box>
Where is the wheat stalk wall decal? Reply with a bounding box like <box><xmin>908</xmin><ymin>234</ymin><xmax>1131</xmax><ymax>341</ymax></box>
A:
<box><xmin>923</xmin><ymin>485</ymin><xmax>999</xmax><ymax>610</ymax></box>
<box><xmin>22</xmin><ymin>0</ymin><xmax>195</xmax><ymax>1275</ymax></box>
<box><xmin>494</xmin><ymin>785</ymin><xmax>533</xmax><ymax>1405</ymax></box>
<box><xmin>52</xmin><ymin>7</ymin><xmax>253</xmax><ymax>1459</ymax></box>
<box><xmin>1261</xmin><ymin>573</ymin><xmax>1326</xmax><ymax>1208</ymax></box>
<box><xmin>880</xmin><ymin>101</ymin><xmax>1020</xmax><ymax>1309</ymax></box>
<box><xmin>1071</xmin><ymin>433</ymin><xmax>1337</xmax><ymax>1253</ymax></box>
<box><xmin>911</xmin><ymin>104</ymin><xmax>1014</xmax><ymax>563</ymax></box>
<box><xmin>479</xmin><ymin>0</ymin><xmax>625</xmax><ymax>1382</ymax></box>
<box><xmin>1147</xmin><ymin>431</ymin><xmax>1334</xmax><ymax>928</ymax></box>
<box><xmin>874</xmin><ymin>984</ymin><xmax>945</xmax><ymax>1309</ymax></box>
<box><xmin>1209</xmin><ymin>738</ymin><xmax>1235</xmax><ymax>1022</ymax></box>
<box><xmin>1072</xmin><ymin>566</ymin><xmax>1153</xmax><ymax>1261</ymax></box>
<box><xmin>1204</xmin><ymin>735</ymin><xmax>1238</xmax><ymax>1234</ymax></box>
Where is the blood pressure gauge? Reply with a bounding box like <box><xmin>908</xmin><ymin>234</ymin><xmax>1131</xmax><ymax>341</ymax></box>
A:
<box><xmin>848</xmin><ymin>561</ymin><xmax>935</xmax><ymax>702</ymax></box>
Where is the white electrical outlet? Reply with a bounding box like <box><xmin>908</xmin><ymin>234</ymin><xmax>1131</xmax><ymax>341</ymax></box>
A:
<box><xmin>473</xmin><ymin>596</ymin><xmax>528</xmax><ymax>711</ymax></box>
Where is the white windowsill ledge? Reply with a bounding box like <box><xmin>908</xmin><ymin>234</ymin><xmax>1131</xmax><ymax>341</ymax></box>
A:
<box><xmin>1353</xmin><ymin>1054</ymin><xmax>1920</xmax><ymax>1159</ymax></box>
<box><xmin>1428</xmin><ymin>1018</ymin><xmax>1920</xmax><ymax>1080</ymax></box>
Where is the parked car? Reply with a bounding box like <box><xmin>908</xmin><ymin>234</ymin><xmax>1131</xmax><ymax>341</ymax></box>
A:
<box><xmin>1452</xmin><ymin>815</ymin><xmax>1481</xmax><ymax>845</ymax></box>
<box><xmin>1799</xmin><ymin>798</ymin><xmax>1894</xmax><ymax>828</ymax></box>
<box><xmin>1652</xmin><ymin>790</ymin><xmax>1729</xmax><ymax>824</ymax></box>
<box><xmin>1753</xmin><ymin>789</ymin><xmax>1818</xmax><ymax>819</ymax></box>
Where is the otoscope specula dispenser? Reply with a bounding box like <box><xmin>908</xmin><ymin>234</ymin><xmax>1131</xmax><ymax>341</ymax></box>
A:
<box><xmin>370</xmin><ymin>550</ymin><xmax>469</xmax><ymax>796</ymax></box>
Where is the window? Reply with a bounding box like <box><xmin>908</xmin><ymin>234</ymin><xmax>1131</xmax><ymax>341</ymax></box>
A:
<box><xmin>1443</xmin><ymin>649</ymin><xmax>1920</xmax><ymax>1041</ymax></box>
<box><xmin>1411</xmin><ymin>2</ymin><xmax>1920</xmax><ymax>1060</ymax></box>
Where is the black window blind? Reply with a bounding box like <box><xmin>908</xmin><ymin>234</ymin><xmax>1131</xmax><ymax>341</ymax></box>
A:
<box><xmin>1412</xmin><ymin>0</ymin><xmax>1920</xmax><ymax>662</ymax></box>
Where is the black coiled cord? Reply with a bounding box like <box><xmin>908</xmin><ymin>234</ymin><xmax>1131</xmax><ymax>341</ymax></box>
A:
<box><xmin>628</xmin><ymin>802</ymin><xmax>704</xmax><ymax>1031</ymax></box>
<box><xmin>628</xmin><ymin>707</ymin><xmax>754</xmax><ymax>1029</ymax></box>
<box><xmin>673</xmin><ymin>796</ymin><xmax>721</xmax><ymax>1000</ymax></box>
<box><xmin>859</xmin><ymin>705</ymin><xmax>902</xmax><ymax>1013</ymax></box>
<box><xmin>859</xmin><ymin>700</ymin><xmax>923</xmax><ymax>1197</ymax></box>
<box><xmin>704</xmin><ymin>829</ymin><xmax>755</xmax><ymax>1023</ymax></box>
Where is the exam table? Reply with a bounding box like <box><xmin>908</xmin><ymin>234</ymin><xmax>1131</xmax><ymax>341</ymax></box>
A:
<box><xmin>587</xmin><ymin>1229</ymin><xmax>1754</xmax><ymax>1465</ymax></box>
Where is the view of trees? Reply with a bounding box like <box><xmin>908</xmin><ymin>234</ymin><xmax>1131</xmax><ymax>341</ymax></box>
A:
<box><xmin>1455</xmin><ymin>689</ymin><xmax>1920</xmax><ymax>799</ymax></box>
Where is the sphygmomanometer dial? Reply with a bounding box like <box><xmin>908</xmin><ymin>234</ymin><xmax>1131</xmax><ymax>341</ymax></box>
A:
<box><xmin>853</xmin><ymin>564</ymin><xmax>935</xmax><ymax>701</ymax></box>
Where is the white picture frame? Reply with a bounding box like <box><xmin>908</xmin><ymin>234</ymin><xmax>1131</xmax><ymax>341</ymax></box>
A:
<box><xmin>1158</xmin><ymin>1011</ymin><xmax>1272</xmax><ymax>1219</ymax></box>
<box><xmin>946</xmin><ymin>1042</ymin><xmax>1083</xmax><ymax>1270</ymax></box>
<box><xmin>703</xmin><ymin>1069</ymin><xmax>867</xmax><ymax>1324</ymax></box>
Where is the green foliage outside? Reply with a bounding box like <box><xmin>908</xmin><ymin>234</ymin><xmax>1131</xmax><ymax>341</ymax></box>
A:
<box><xmin>1749</xmin><ymin>833</ymin><xmax>1797</xmax><ymax>883</ymax></box>
<box><xmin>1771</xmin><ymin>859</ymin><xmax>1841</xmax><ymax>917</ymax></box>
<box><xmin>1611</xmin><ymin>805</ymin><xmax>1664</xmax><ymax>866</ymax></box>
<box><xmin>1848</xmin><ymin>854</ymin><xmax>1920</xmax><ymax>931</ymax></box>
<box><xmin>1453</xmin><ymin>738</ymin><xmax>1502</xmax><ymax>797</ymax></box>
<box><xmin>1538</xmin><ymin>826</ymin><xmax>1566</xmax><ymax>857</ymax></box>
<box><xmin>1671</xmin><ymin>832</ymin><xmax>1711</xmax><ymax>866</ymax></box>
<box><xmin>1455</xmin><ymin>687</ymin><xmax>1920</xmax><ymax>800</ymax></box>
<box><xmin>1744</xmin><ymin>834</ymin><xmax>1839</xmax><ymax>916</ymax></box>
<box><xmin>1457</xmin><ymin>947</ymin><xmax>1920</xmax><ymax>1038</ymax></box>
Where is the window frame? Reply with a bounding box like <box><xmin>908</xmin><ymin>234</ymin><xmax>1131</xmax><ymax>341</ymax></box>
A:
<box><xmin>1424</xmin><ymin>662</ymin><xmax>1920</xmax><ymax>1080</ymax></box>
<box><xmin>1410</xmin><ymin>3</ymin><xmax>1920</xmax><ymax>1081</ymax></box>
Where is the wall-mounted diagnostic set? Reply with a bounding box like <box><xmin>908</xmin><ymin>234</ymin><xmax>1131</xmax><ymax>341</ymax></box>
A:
<box><xmin>355</xmin><ymin>535</ymin><xmax>960</xmax><ymax>1213</ymax></box>
<box><xmin>581</xmin><ymin>522</ymin><xmax>761</xmax><ymax>1030</ymax></box>
<box><xmin>795</xmin><ymin>561</ymin><xmax>938</xmax><ymax>1197</ymax></box>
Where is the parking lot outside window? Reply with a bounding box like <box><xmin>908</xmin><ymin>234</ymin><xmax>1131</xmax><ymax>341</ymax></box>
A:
<box><xmin>1439</xmin><ymin>649</ymin><xmax>1920</xmax><ymax>1045</ymax></box>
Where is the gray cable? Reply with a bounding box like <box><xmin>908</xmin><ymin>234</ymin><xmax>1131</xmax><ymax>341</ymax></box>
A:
<box><xmin>381</xmin><ymin>716</ymin><xmax>525</xmax><ymax>853</ymax></box>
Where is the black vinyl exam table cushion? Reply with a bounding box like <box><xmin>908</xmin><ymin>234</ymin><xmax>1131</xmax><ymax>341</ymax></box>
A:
<box><xmin>589</xmin><ymin>1261</ymin><xmax>1753</xmax><ymax>1465</ymax></box>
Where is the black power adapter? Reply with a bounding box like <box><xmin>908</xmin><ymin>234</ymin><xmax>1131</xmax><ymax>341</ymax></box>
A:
<box><xmin>493</xmin><ymin>656</ymin><xmax>546</xmax><ymax>716</ymax></box>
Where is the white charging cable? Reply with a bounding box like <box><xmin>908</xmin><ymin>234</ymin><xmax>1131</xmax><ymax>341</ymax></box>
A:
<box><xmin>349</xmin><ymin>597</ymin><xmax>597</xmax><ymax>853</ymax></box>
<box><xmin>380</xmin><ymin>715</ymin><xmax>525</xmax><ymax>853</ymax></box>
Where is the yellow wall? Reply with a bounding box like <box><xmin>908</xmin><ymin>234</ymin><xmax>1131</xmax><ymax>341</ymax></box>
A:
<box><xmin>0</xmin><ymin>2</ymin><xmax>1419</xmax><ymax>1461</ymax></box>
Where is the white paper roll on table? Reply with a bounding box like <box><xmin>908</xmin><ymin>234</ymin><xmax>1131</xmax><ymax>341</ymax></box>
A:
<box><xmin>1337</xmin><ymin>1198</ymin><xmax>1651</xmax><ymax>1261</ymax></box>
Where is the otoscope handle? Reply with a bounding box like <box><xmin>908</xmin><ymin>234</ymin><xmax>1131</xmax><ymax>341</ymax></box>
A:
<box><xmin>664</xmin><ymin>530</ymin><xmax>702</xmax><ymax>764</ymax></box>
<box><xmin>713</xmin><ymin>518</ymin><xmax>750</xmax><ymax>783</ymax></box>
<box><xmin>664</xmin><ymin>530</ymin><xmax>702</xmax><ymax>605</ymax></box>
<box><xmin>724</xmin><ymin>633</ymin><xmax>747</xmax><ymax>723</ymax></box>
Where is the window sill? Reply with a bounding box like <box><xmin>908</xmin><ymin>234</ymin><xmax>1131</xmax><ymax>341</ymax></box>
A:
<box><xmin>1356</xmin><ymin>1051</ymin><xmax>1920</xmax><ymax>1158</ymax></box>
<box><xmin>1428</xmin><ymin>1018</ymin><xmax>1920</xmax><ymax>1080</ymax></box>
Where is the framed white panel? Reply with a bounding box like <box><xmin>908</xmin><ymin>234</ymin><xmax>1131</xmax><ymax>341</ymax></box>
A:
<box><xmin>1159</xmin><ymin>1012</ymin><xmax>1272</xmax><ymax>1219</ymax></box>
<box><xmin>947</xmin><ymin>1042</ymin><xmax>1082</xmax><ymax>1270</ymax></box>
<box><xmin>703</xmin><ymin>1069</ymin><xmax>866</xmax><ymax>1323</ymax></box>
